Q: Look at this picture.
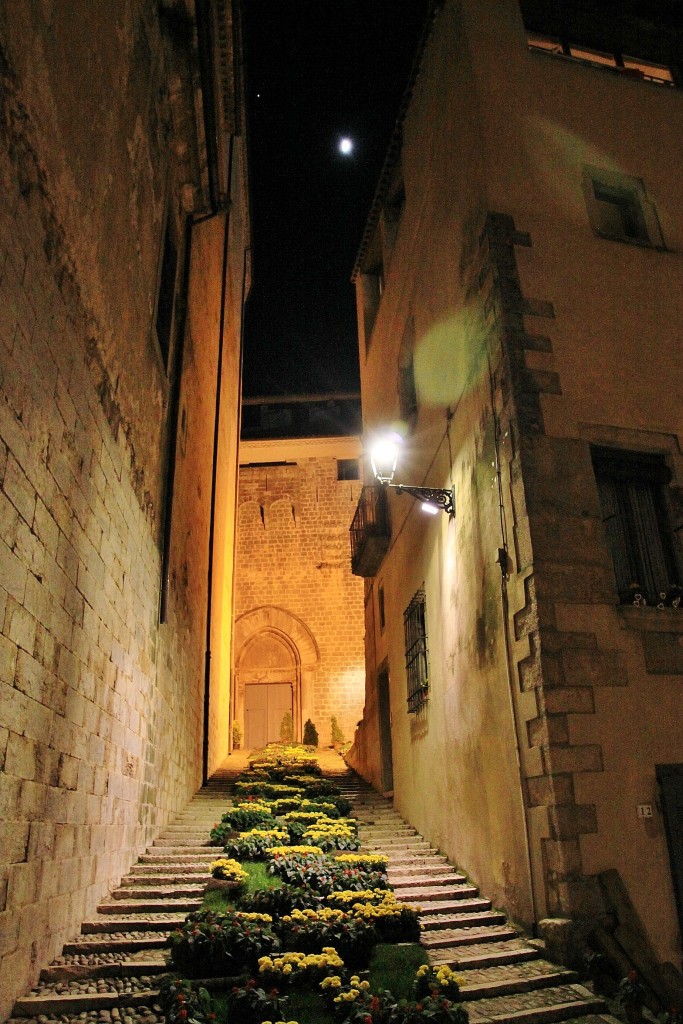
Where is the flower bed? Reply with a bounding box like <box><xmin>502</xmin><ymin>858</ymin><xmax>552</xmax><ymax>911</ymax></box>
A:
<box><xmin>168</xmin><ymin>744</ymin><xmax>465</xmax><ymax>1024</ymax></box>
<box><xmin>167</xmin><ymin>909</ymin><xmax>278</xmax><ymax>977</ymax></box>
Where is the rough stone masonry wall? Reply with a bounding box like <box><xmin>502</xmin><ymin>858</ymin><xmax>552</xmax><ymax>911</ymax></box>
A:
<box><xmin>0</xmin><ymin>6</ymin><xmax>225</xmax><ymax>1014</ymax></box>
<box><xmin>235</xmin><ymin>460</ymin><xmax>366</xmax><ymax>747</ymax></box>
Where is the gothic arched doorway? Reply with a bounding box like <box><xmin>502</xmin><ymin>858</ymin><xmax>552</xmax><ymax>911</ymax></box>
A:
<box><xmin>233</xmin><ymin>607</ymin><xmax>320</xmax><ymax>747</ymax></box>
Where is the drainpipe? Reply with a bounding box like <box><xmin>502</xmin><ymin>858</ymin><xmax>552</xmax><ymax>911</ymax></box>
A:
<box><xmin>203</xmin><ymin>134</ymin><xmax>235</xmax><ymax>784</ymax></box>
<box><xmin>488</xmin><ymin>356</ymin><xmax>539</xmax><ymax>934</ymax></box>
<box><xmin>227</xmin><ymin>242</ymin><xmax>251</xmax><ymax>756</ymax></box>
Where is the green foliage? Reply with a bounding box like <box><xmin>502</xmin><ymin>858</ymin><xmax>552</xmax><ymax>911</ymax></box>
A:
<box><xmin>224</xmin><ymin>807</ymin><xmax>278</xmax><ymax>833</ymax></box>
<box><xmin>232</xmin><ymin>721</ymin><xmax>242</xmax><ymax>749</ymax></box>
<box><xmin>303</xmin><ymin>719</ymin><xmax>319</xmax><ymax>746</ymax></box>
<box><xmin>224</xmin><ymin>980</ymin><xmax>287</xmax><ymax>1024</ymax></box>
<box><xmin>280</xmin><ymin>711</ymin><xmax>294</xmax><ymax>743</ymax></box>
<box><xmin>268</xmin><ymin>850</ymin><xmax>388</xmax><ymax>895</ymax></box>
<box><xmin>277</xmin><ymin>910</ymin><xmax>378</xmax><ymax>967</ymax></box>
<box><xmin>158</xmin><ymin>977</ymin><xmax>212</xmax><ymax>1024</ymax></box>
<box><xmin>167</xmin><ymin>908</ymin><xmax>278</xmax><ymax>977</ymax></box>
<box><xmin>223</xmin><ymin>830</ymin><xmax>289</xmax><ymax>861</ymax></box>
<box><xmin>330</xmin><ymin>716</ymin><xmax>344</xmax><ymax>745</ymax></box>
<box><xmin>235</xmin><ymin>780</ymin><xmax>305</xmax><ymax>800</ymax></box>
<box><xmin>368</xmin><ymin>944</ymin><xmax>429</xmax><ymax>1000</ymax></box>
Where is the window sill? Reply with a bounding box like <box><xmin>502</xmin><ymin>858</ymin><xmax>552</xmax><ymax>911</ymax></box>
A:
<box><xmin>618</xmin><ymin>606</ymin><xmax>683</xmax><ymax>633</ymax></box>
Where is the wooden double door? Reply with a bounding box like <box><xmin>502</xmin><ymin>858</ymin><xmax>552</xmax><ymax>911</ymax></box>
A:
<box><xmin>244</xmin><ymin>682</ymin><xmax>293</xmax><ymax>749</ymax></box>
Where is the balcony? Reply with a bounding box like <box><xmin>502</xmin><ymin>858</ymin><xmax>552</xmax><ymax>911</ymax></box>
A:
<box><xmin>350</xmin><ymin>486</ymin><xmax>391</xmax><ymax>578</ymax></box>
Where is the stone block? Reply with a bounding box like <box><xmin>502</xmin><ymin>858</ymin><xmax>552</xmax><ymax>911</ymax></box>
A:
<box><xmin>19</xmin><ymin>780</ymin><xmax>48</xmax><ymax>820</ymax></box>
<box><xmin>543</xmin><ymin>744</ymin><xmax>603</xmax><ymax>774</ymax></box>
<box><xmin>6</xmin><ymin>600</ymin><xmax>36</xmax><ymax>654</ymax></box>
<box><xmin>528</xmin><ymin>714</ymin><xmax>569</xmax><ymax>746</ymax></box>
<box><xmin>541</xmin><ymin>838</ymin><xmax>583</xmax><ymax>875</ymax></box>
<box><xmin>0</xmin><ymin>821</ymin><xmax>29</xmax><ymax>863</ymax></box>
<box><xmin>3</xmin><ymin>452</ymin><xmax>36</xmax><ymax>524</ymax></box>
<box><xmin>6</xmin><ymin>859</ymin><xmax>40</xmax><ymax>910</ymax></box>
<box><xmin>538</xmin><ymin>916</ymin><xmax>591</xmax><ymax>970</ymax></box>
<box><xmin>548</xmin><ymin>802</ymin><xmax>598</xmax><ymax>839</ymax></box>
<box><xmin>0</xmin><ymin>536</ymin><xmax>28</xmax><ymax>602</ymax></box>
<box><xmin>643</xmin><ymin>632</ymin><xmax>683</xmax><ymax>674</ymax></box>
<box><xmin>526</xmin><ymin>773</ymin><xmax>575</xmax><ymax>807</ymax></box>
<box><xmin>561</xmin><ymin>648</ymin><xmax>628</xmax><ymax>687</ymax></box>
<box><xmin>4</xmin><ymin>732</ymin><xmax>38</xmax><ymax>781</ymax></box>
<box><xmin>541</xmin><ymin>686</ymin><xmax>595</xmax><ymax>714</ymax></box>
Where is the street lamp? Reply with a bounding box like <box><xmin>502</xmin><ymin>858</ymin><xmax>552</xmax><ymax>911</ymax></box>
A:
<box><xmin>369</xmin><ymin>432</ymin><xmax>455</xmax><ymax>517</ymax></box>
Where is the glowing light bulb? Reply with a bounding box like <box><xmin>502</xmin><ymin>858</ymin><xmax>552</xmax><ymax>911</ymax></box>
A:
<box><xmin>339</xmin><ymin>137</ymin><xmax>353</xmax><ymax>155</ymax></box>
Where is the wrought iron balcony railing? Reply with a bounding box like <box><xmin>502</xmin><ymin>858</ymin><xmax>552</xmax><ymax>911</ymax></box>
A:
<box><xmin>349</xmin><ymin>485</ymin><xmax>391</xmax><ymax>578</ymax></box>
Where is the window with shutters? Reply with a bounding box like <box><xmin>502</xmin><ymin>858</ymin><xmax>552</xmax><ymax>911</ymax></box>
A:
<box><xmin>403</xmin><ymin>588</ymin><xmax>429</xmax><ymax>712</ymax></box>
<box><xmin>592</xmin><ymin>447</ymin><xmax>682</xmax><ymax>606</ymax></box>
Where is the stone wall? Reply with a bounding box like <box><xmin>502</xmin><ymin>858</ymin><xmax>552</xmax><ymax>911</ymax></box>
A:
<box><xmin>0</xmin><ymin>2</ymin><xmax>247</xmax><ymax>1014</ymax></box>
<box><xmin>234</xmin><ymin>439</ymin><xmax>366</xmax><ymax>748</ymax></box>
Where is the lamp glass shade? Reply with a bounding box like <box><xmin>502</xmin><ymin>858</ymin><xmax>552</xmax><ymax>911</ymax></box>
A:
<box><xmin>370</xmin><ymin>433</ymin><xmax>401</xmax><ymax>483</ymax></box>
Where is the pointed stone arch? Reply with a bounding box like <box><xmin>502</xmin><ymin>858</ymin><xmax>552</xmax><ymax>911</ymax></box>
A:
<box><xmin>233</xmin><ymin>607</ymin><xmax>320</xmax><ymax>745</ymax></box>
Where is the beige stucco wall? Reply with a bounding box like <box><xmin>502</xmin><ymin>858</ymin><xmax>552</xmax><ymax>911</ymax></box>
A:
<box><xmin>348</xmin><ymin>0</ymin><xmax>683</xmax><ymax>968</ymax></box>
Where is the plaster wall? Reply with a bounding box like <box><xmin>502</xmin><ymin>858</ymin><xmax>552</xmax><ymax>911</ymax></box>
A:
<box><xmin>460</xmin><ymin>0</ymin><xmax>683</xmax><ymax>965</ymax></box>
<box><xmin>0</xmin><ymin>3</ymin><xmax>246</xmax><ymax>1013</ymax></box>
<box><xmin>234</xmin><ymin>439</ymin><xmax>366</xmax><ymax>748</ymax></box>
<box><xmin>348</xmin><ymin>0</ymin><xmax>535</xmax><ymax>928</ymax></box>
<box><xmin>349</xmin><ymin>0</ymin><xmax>683</xmax><ymax>966</ymax></box>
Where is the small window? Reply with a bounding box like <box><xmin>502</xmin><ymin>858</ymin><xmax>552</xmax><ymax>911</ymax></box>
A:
<box><xmin>568</xmin><ymin>46</ymin><xmax>617</xmax><ymax>69</ymax></box>
<box><xmin>527</xmin><ymin>32</ymin><xmax>563</xmax><ymax>55</ymax></box>
<box><xmin>337</xmin><ymin>459</ymin><xmax>359</xmax><ymax>481</ymax></box>
<box><xmin>592</xmin><ymin>447</ymin><xmax>682</xmax><ymax>606</ymax></box>
<box><xmin>583</xmin><ymin>167</ymin><xmax>664</xmax><ymax>248</ymax></box>
<box><xmin>378</xmin><ymin>583</ymin><xmax>386</xmax><ymax>633</ymax></box>
<box><xmin>403</xmin><ymin>588</ymin><xmax>428</xmax><ymax>713</ymax></box>
<box><xmin>622</xmin><ymin>57</ymin><xmax>674</xmax><ymax>85</ymax></box>
<box><xmin>398</xmin><ymin>317</ymin><xmax>417</xmax><ymax>429</ymax></box>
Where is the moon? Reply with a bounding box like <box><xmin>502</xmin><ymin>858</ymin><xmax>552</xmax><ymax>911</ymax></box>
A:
<box><xmin>339</xmin><ymin>137</ymin><xmax>354</xmax><ymax>156</ymax></box>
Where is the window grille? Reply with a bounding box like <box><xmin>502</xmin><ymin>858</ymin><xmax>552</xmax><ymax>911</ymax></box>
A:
<box><xmin>592</xmin><ymin>447</ymin><xmax>681</xmax><ymax>606</ymax></box>
<box><xmin>403</xmin><ymin>589</ymin><xmax>429</xmax><ymax>713</ymax></box>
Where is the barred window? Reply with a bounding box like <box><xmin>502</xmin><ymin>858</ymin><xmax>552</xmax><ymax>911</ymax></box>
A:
<box><xmin>404</xmin><ymin>589</ymin><xmax>429</xmax><ymax>713</ymax></box>
<box><xmin>592</xmin><ymin>447</ymin><xmax>681</xmax><ymax>606</ymax></box>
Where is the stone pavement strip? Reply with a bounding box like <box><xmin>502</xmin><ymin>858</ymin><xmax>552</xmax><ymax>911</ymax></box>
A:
<box><xmin>7</xmin><ymin>750</ymin><xmax>622</xmax><ymax>1024</ymax></box>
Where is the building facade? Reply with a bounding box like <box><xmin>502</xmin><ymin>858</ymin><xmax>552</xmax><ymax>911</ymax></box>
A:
<box><xmin>347</xmin><ymin>0</ymin><xmax>683</xmax><ymax>998</ymax></box>
<box><xmin>234</xmin><ymin>432</ymin><xmax>366</xmax><ymax>750</ymax></box>
<box><xmin>0</xmin><ymin>1</ymin><xmax>248</xmax><ymax>1013</ymax></box>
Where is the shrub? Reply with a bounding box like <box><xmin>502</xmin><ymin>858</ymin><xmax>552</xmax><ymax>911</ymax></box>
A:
<box><xmin>167</xmin><ymin>909</ymin><xmax>278</xmax><ymax>977</ymax></box>
<box><xmin>225</xmin><ymin>807</ymin><xmax>278</xmax><ymax>833</ymax></box>
<box><xmin>330</xmin><ymin>716</ymin><xmax>345</xmax><ymax>746</ymax></box>
<box><xmin>224</xmin><ymin>979</ymin><xmax>287</xmax><ymax>1024</ymax></box>
<box><xmin>235</xmin><ymin>781</ymin><xmax>305</xmax><ymax>801</ymax></box>
<box><xmin>239</xmin><ymin>884</ymin><xmax>322</xmax><ymax>920</ymax></box>
<box><xmin>322</xmin><ymin>976</ymin><xmax>469</xmax><ymax>1024</ymax></box>
<box><xmin>301</xmin><ymin>820</ymin><xmax>360</xmax><ymax>852</ymax></box>
<box><xmin>268</xmin><ymin>851</ymin><xmax>388</xmax><ymax>895</ymax></box>
<box><xmin>334</xmin><ymin>853</ymin><xmax>388</xmax><ymax>872</ymax></box>
<box><xmin>223</xmin><ymin>830</ymin><xmax>289</xmax><ymax>861</ymax></box>
<box><xmin>277</xmin><ymin>907</ymin><xmax>377</xmax><ymax>966</ymax></box>
<box><xmin>303</xmin><ymin>719</ymin><xmax>319</xmax><ymax>746</ymax></box>
<box><xmin>233</xmin><ymin>721</ymin><xmax>243</xmax><ymax>750</ymax></box>
<box><xmin>210</xmin><ymin>858</ymin><xmax>248</xmax><ymax>884</ymax></box>
<box><xmin>414</xmin><ymin>963</ymin><xmax>464</xmax><ymax>1001</ymax></box>
<box><xmin>280</xmin><ymin>711</ymin><xmax>294</xmax><ymax>744</ymax></box>
<box><xmin>158</xmin><ymin>977</ymin><xmax>212</xmax><ymax>1024</ymax></box>
<box><xmin>257</xmin><ymin>947</ymin><xmax>344</xmax><ymax>990</ymax></box>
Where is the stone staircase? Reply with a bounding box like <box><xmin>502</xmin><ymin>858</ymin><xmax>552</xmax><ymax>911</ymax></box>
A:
<box><xmin>7</xmin><ymin>753</ymin><xmax>621</xmax><ymax>1024</ymax></box>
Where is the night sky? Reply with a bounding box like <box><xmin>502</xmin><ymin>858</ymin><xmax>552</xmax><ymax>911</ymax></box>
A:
<box><xmin>242</xmin><ymin>0</ymin><xmax>431</xmax><ymax>397</ymax></box>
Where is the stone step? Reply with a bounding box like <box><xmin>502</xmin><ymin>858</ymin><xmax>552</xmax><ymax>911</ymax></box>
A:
<box><xmin>394</xmin><ymin>882</ymin><xmax>480</xmax><ymax>901</ymax></box>
<box><xmin>417</xmin><ymin>896</ymin><xmax>494</xmax><ymax>916</ymax></box>
<box><xmin>465</xmin><ymin>983</ymin><xmax>605</xmax><ymax>1024</ymax></box>
<box><xmin>129</xmin><ymin>862</ymin><xmax>212</xmax><ymax>875</ymax></box>
<box><xmin>457</xmin><ymin>962</ymin><xmax>578</xmax><ymax>1000</ymax></box>
<box><xmin>81</xmin><ymin>916</ymin><xmax>186</xmax><ymax>934</ymax></box>
<box><xmin>64</xmin><ymin>935</ymin><xmax>170</xmax><ymax>953</ymax></box>
<box><xmin>40</xmin><ymin>961</ymin><xmax>167</xmax><ymax>983</ymax></box>
<box><xmin>138</xmin><ymin>852</ymin><xmax>216</xmax><ymax>863</ymax></box>
<box><xmin>12</xmin><ymin>987</ymin><xmax>161</xmax><ymax>1016</ymax></box>
<box><xmin>112</xmin><ymin>885</ymin><xmax>205</xmax><ymax>900</ymax></box>
<box><xmin>429</xmin><ymin>938</ymin><xmax>541</xmax><ymax>970</ymax></box>
<box><xmin>150</xmin><ymin>839</ymin><xmax>213</xmax><ymax>849</ymax></box>
<box><xmin>97</xmin><ymin>897</ymin><xmax>202</xmax><ymax>914</ymax></box>
<box><xmin>420</xmin><ymin>910</ymin><xmax>507</xmax><ymax>931</ymax></box>
<box><xmin>361</xmin><ymin>839</ymin><xmax>433</xmax><ymax>852</ymax></box>
<box><xmin>122</xmin><ymin>872</ymin><xmax>209</xmax><ymax>886</ymax></box>
<box><xmin>422</xmin><ymin>923</ymin><xmax>520</xmax><ymax>949</ymax></box>
<box><xmin>388</xmin><ymin>872</ymin><xmax>468</xmax><ymax>888</ymax></box>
